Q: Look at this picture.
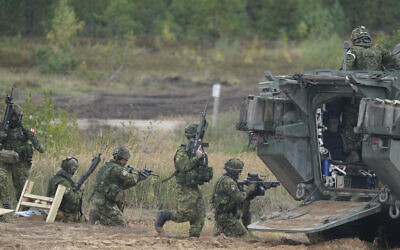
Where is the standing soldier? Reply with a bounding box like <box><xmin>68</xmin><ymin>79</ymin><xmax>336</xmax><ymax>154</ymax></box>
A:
<box><xmin>46</xmin><ymin>157</ymin><xmax>86</xmax><ymax>222</ymax></box>
<box><xmin>89</xmin><ymin>146</ymin><xmax>147</xmax><ymax>227</ymax></box>
<box><xmin>155</xmin><ymin>124</ymin><xmax>212</xmax><ymax>237</ymax></box>
<box><xmin>343</xmin><ymin>26</ymin><xmax>400</xmax><ymax>71</ymax></box>
<box><xmin>0</xmin><ymin>104</ymin><xmax>45</xmax><ymax>209</ymax></box>
<box><xmin>211</xmin><ymin>158</ymin><xmax>256</xmax><ymax>237</ymax></box>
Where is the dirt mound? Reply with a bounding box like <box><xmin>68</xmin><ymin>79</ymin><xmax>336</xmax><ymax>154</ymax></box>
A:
<box><xmin>52</xmin><ymin>85</ymin><xmax>258</xmax><ymax>119</ymax></box>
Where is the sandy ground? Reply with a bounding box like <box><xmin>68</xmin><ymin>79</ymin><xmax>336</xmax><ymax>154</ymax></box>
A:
<box><xmin>0</xmin><ymin>210</ymin><xmax>375</xmax><ymax>250</ymax></box>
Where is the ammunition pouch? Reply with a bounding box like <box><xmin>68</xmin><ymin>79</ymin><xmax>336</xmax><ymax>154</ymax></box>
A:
<box><xmin>198</xmin><ymin>166</ymin><xmax>213</xmax><ymax>184</ymax></box>
<box><xmin>18</xmin><ymin>144</ymin><xmax>33</xmax><ymax>162</ymax></box>
<box><xmin>0</xmin><ymin>149</ymin><xmax>20</xmax><ymax>163</ymax></box>
<box><xmin>105</xmin><ymin>184</ymin><xmax>122</xmax><ymax>202</ymax></box>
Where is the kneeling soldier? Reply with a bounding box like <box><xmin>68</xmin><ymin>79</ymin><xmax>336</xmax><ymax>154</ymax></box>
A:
<box><xmin>46</xmin><ymin>157</ymin><xmax>86</xmax><ymax>222</ymax></box>
<box><xmin>89</xmin><ymin>146</ymin><xmax>147</xmax><ymax>227</ymax></box>
<box><xmin>211</xmin><ymin>158</ymin><xmax>256</xmax><ymax>237</ymax></box>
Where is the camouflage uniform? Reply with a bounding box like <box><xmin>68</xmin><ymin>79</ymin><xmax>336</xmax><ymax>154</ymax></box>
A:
<box><xmin>169</xmin><ymin>144</ymin><xmax>207</xmax><ymax>236</ymax></box>
<box><xmin>342</xmin><ymin>99</ymin><xmax>362</xmax><ymax>155</ymax></box>
<box><xmin>46</xmin><ymin>157</ymin><xmax>85</xmax><ymax>223</ymax></box>
<box><xmin>90</xmin><ymin>146</ymin><xmax>141</xmax><ymax>227</ymax></box>
<box><xmin>155</xmin><ymin>124</ymin><xmax>213</xmax><ymax>237</ymax></box>
<box><xmin>342</xmin><ymin>26</ymin><xmax>400</xmax><ymax>161</ymax></box>
<box><xmin>345</xmin><ymin>26</ymin><xmax>400</xmax><ymax>71</ymax></box>
<box><xmin>0</xmin><ymin>106</ymin><xmax>44</xmax><ymax>208</ymax></box>
<box><xmin>211</xmin><ymin>159</ymin><xmax>254</xmax><ymax>238</ymax></box>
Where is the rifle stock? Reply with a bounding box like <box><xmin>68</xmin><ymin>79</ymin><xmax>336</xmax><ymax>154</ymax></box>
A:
<box><xmin>75</xmin><ymin>144</ymin><xmax>107</xmax><ymax>190</ymax></box>
<box><xmin>1</xmin><ymin>88</ymin><xmax>14</xmax><ymax>133</ymax></box>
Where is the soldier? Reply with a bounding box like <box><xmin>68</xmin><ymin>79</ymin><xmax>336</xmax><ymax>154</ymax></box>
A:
<box><xmin>155</xmin><ymin>124</ymin><xmax>212</xmax><ymax>237</ymax></box>
<box><xmin>0</xmin><ymin>104</ymin><xmax>45</xmax><ymax>209</ymax></box>
<box><xmin>344</xmin><ymin>26</ymin><xmax>400</xmax><ymax>71</ymax></box>
<box><xmin>46</xmin><ymin>157</ymin><xmax>86</xmax><ymax>222</ymax></box>
<box><xmin>211</xmin><ymin>158</ymin><xmax>256</xmax><ymax>237</ymax></box>
<box><xmin>89</xmin><ymin>146</ymin><xmax>147</xmax><ymax>227</ymax></box>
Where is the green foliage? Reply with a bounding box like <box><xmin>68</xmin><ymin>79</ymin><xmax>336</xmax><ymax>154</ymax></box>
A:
<box><xmin>2</xmin><ymin>0</ymin><xmax>400</xmax><ymax>46</ymax></box>
<box><xmin>101</xmin><ymin>0</ymin><xmax>136</xmax><ymax>38</ymax></box>
<box><xmin>300</xmin><ymin>33</ymin><xmax>343</xmax><ymax>70</ymax></box>
<box><xmin>252</xmin><ymin>0</ymin><xmax>301</xmax><ymax>39</ymax></box>
<box><xmin>22</xmin><ymin>91</ymin><xmax>81</xmax><ymax>152</ymax></box>
<box><xmin>36</xmin><ymin>0</ymin><xmax>82</xmax><ymax>74</ymax></box>
<box><xmin>35</xmin><ymin>48</ymin><xmax>76</xmax><ymax>74</ymax></box>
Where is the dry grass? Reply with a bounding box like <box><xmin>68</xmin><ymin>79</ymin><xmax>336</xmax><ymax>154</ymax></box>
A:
<box><xmin>23</xmin><ymin>123</ymin><xmax>295</xmax><ymax>226</ymax></box>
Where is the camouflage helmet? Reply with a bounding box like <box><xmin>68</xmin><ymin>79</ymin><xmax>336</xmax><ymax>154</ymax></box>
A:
<box><xmin>224</xmin><ymin>158</ymin><xmax>244</xmax><ymax>174</ymax></box>
<box><xmin>61</xmin><ymin>157</ymin><xmax>79</xmax><ymax>175</ymax></box>
<box><xmin>11</xmin><ymin>104</ymin><xmax>23</xmax><ymax>119</ymax></box>
<box><xmin>184</xmin><ymin>124</ymin><xmax>198</xmax><ymax>138</ymax></box>
<box><xmin>113</xmin><ymin>146</ymin><xmax>130</xmax><ymax>161</ymax></box>
<box><xmin>350</xmin><ymin>26</ymin><xmax>371</xmax><ymax>43</ymax></box>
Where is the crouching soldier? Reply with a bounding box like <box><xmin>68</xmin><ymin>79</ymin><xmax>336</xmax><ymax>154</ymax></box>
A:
<box><xmin>89</xmin><ymin>146</ymin><xmax>147</xmax><ymax>227</ymax></box>
<box><xmin>211</xmin><ymin>158</ymin><xmax>257</xmax><ymax>237</ymax></box>
<box><xmin>46</xmin><ymin>157</ymin><xmax>86</xmax><ymax>222</ymax></box>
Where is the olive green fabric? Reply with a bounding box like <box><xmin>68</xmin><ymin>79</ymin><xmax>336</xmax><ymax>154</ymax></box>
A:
<box><xmin>46</xmin><ymin>169</ymin><xmax>85</xmax><ymax>222</ymax></box>
<box><xmin>342</xmin><ymin>100</ymin><xmax>362</xmax><ymax>155</ymax></box>
<box><xmin>174</xmin><ymin>144</ymin><xmax>207</xmax><ymax>186</ymax></box>
<box><xmin>211</xmin><ymin>174</ymin><xmax>253</xmax><ymax>237</ymax></box>
<box><xmin>170</xmin><ymin>183</ymin><xmax>205</xmax><ymax>237</ymax></box>
<box><xmin>90</xmin><ymin>159</ymin><xmax>140</xmax><ymax>227</ymax></box>
<box><xmin>345</xmin><ymin>27</ymin><xmax>399</xmax><ymax>71</ymax></box>
<box><xmin>162</xmin><ymin>144</ymin><xmax>208</xmax><ymax>237</ymax></box>
<box><xmin>345</xmin><ymin>45</ymin><xmax>399</xmax><ymax>71</ymax></box>
<box><xmin>0</xmin><ymin>122</ymin><xmax>44</xmax><ymax>206</ymax></box>
<box><xmin>0</xmin><ymin>160</ymin><xmax>30</xmax><ymax>206</ymax></box>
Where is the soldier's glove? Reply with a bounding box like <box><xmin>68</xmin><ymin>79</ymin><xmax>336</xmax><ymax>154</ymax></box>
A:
<box><xmin>139</xmin><ymin>168</ymin><xmax>153</xmax><ymax>178</ymax></box>
<box><xmin>38</xmin><ymin>144</ymin><xmax>45</xmax><ymax>153</ymax></box>
<box><xmin>127</xmin><ymin>165</ymin><xmax>136</xmax><ymax>173</ymax></box>
<box><xmin>248</xmin><ymin>183</ymin><xmax>257</xmax><ymax>192</ymax></box>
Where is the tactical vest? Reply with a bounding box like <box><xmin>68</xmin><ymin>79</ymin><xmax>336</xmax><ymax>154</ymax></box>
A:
<box><xmin>2</xmin><ymin>126</ymin><xmax>33</xmax><ymax>161</ymax></box>
<box><xmin>211</xmin><ymin>175</ymin><xmax>239</xmax><ymax>215</ymax></box>
<box><xmin>47</xmin><ymin>170</ymin><xmax>80</xmax><ymax>214</ymax></box>
<box><xmin>93</xmin><ymin>161</ymin><xmax>122</xmax><ymax>202</ymax></box>
<box><xmin>352</xmin><ymin>45</ymin><xmax>383</xmax><ymax>71</ymax></box>
<box><xmin>174</xmin><ymin>145</ymin><xmax>213</xmax><ymax>186</ymax></box>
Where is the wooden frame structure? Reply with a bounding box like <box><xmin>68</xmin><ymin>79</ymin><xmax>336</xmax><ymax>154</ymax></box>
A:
<box><xmin>0</xmin><ymin>208</ymin><xmax>14</xmax><ymax>216</ymax></box>
<box><xmin>15</xmin><ymin>180</ymin><xmax>66</xmax><ymax>223</ymax></box>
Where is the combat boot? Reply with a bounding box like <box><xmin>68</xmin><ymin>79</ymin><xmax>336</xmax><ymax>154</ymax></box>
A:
<box><xmin>89</xmin><ymin>209</ymin><xmax>100</xmax><ymax>224</ymax></box>
<box><xmin>155</xmin><ymin>210</ymin><xmax>171</xmax><ymax>234</ymax></box>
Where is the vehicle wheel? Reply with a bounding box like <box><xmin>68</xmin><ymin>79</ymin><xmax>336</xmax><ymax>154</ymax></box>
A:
<box><xmin>378</xmin><ymin>189</ymin><xmax>389</xmax><ymax>203</ymax></box>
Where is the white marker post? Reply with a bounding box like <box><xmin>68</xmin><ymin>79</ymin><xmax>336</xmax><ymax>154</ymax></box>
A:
<box><xmin>212</xmin><ymin>83</ymin><xmax>221</xmax><ymax>129</ymax></box>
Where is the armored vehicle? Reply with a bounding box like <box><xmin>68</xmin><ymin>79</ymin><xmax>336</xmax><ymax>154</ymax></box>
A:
<box><xmin>238</xmin><ymin>69</ymin><xmax>400</xmax><ymax>242</ymax></box>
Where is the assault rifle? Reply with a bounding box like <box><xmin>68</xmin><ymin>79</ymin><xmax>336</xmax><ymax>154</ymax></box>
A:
<box><xmin>0</xmin><ymin>88</ymin><xmax>14</xmax><ymax>133</ymax></box>
<box><xmin>127</xmin><ymin>165</ymin><xmax>159</xmax><ymax>177</ymax></box>
<box><xmin>238</xmin><ymin>173</ymin><xmax>280</xmax><ymax>197</ymax></box>
<box><xmin>187</xmin><ymin>102</ymin><xmax>209</xmax><ymax>157</ymax></box>
<box><xmin>75</xmin><ymin>144</ymin><xmax>108</xmax><ymax>191</ymax></box>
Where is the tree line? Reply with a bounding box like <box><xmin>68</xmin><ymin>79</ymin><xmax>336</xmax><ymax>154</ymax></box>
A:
<box><xmin>1</xmin><ymin>0</ymin><xmax>400</xmax><ymax>43</ymax></box>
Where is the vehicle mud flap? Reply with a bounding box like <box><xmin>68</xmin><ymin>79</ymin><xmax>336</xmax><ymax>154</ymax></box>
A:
<box><xmin>248</xmin><ymin>200</ymin><xmax>381</xmax><ymax>233</ymax></box>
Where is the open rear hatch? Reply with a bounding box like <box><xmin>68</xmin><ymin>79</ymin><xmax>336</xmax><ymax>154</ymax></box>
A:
<box><xmin>248</xmin><ymin>200</ymin><xmax>381</xmax><ymax>233</ymax></box>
